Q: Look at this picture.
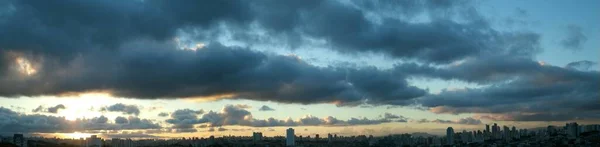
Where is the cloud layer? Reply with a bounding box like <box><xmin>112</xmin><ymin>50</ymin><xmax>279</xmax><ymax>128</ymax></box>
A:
<box><xmin>0</xmin><ymin>107</ymin><xmax>160</xmax><ymax>133</ymax></box>
<box><xmin>0</xmin><ymin>0</ymin><xmax>597</xmax><ymax>123</ymax></box>
<box><xmin>166</xmin><ymin>105</ymin><xmax>408</xmax><ymax>131</ymax></box>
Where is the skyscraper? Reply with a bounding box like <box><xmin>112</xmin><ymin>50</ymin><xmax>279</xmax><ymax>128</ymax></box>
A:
<box><xmin>446</xmin><ymin>127</ymin><xmax>454</xmax><ymax>145</ymax></box>
<box><xmin>492</xmin><ymin>123</ymin><xmax>498</xmax><ymax>139</ymax></box>
<box><xmin>286</xmin><ymin>128</ymin><xmax>295</xmax><ymax>146</ymax></box>
<box><xmin>503</xmin><ymin>126</ymin><xmax>510</xmax><ymax>140</ymax></box>
<box><xmin>567</xmin><ymin>122</ymin><xmax>579</xmax><ymax>139</ymax></box>
<box><xmin>13</xmin><ymin>134</ymin><xmax>24</xmax><ymax>147</ymax></box>
<box><xmin>253</xmin><ymin>132</ymin><xmax>262</xmax><ymax>143</ymax></box>
<box><xmin>486</xmin><ymin>124</ymin><xmax>490</xmax><ymax>133</ymax></box>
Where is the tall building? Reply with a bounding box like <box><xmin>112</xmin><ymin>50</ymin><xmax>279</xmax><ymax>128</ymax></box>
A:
<box><xmin>253</xmin><ymin>132</ymin><xmax>263</xmax><ymax>142</ymax></box>
<box><xmin>486</xmin><ymin>124</ymin><xmax>490</xmax><ymax>133</ymax></box>
<box><xmin>86</xmin><ymin>135</ymin><xmax>102</xmax><ymax>147</ymax></box>
<box><xmin>446</xmin><ymin>127</ymin><xmax>454</xmax><ymax>145</ymax></box>
<box><xmin>566</xmin><ymin>122</ymin><xmax>579</xmax><ymax>139</ymax></box>
<box><xmin>286</xmin><ymin>128</ymin><xmax>295</xmax><ymax>146</ymax></box>
<box><xmin>503</xmin><ymin>126</ymin><xmax>510</xmax><ymax>140</ymax></box>
<box><xmin>13</xmin><ymin>134</ymin><xmax>24</xmax><ymax>147</ymax></box>
<box><xmin>511</xmin><ymin>126</ymin><xmax>518</xmax><ymax>139</ymax></box>
<box><xmin>492</xmin><ymin>123</ymin><xmax>499</xmax><ymax>139</ymax></box>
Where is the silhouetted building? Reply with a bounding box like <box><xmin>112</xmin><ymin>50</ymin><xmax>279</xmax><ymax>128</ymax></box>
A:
<box><xmin>567</xmin><ymin>122</ymin><xmax>579</xmax><ymax>139</ymax></box>
<box><xmin>286</xmin><ymin>128</ymin><xmax>295</xmax><ymax>146</ymax></box>
<box><xmin>252</xmin><ymin>132</ymin><xmax>262</xmax><ymax>142</ymax></box>
<box><xmin>86</xmin><ymin>135</ymin><xmax>102</xmax><ymax>147</ymax></box>
<box><xmin>13</xmin><ymin>134</ymin><xmax>24</xmax><ymax>147</ymax></box>
<box><xmin>446</xmin><ymin>127</ymin><xmax>454</xmax><ymax>145</ymax></box>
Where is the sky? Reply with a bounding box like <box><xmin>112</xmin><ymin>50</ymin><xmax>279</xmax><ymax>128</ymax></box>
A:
<box><xmin>0</xmin><ymin>0</ymin><xmax>598</xmax><ymax>139</ymax></box>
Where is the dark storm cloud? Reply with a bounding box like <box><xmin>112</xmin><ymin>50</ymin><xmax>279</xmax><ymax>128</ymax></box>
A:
<box><xmin>411</xmin><ymin>117</ymin><xmax>482</xmax><ymax>125</ymax></box>
<box><xmin>560</xmin><ymin>25</ymin><xmax>587</xmax><ymax>51</ymax></box>
<box><xmin>0</xmin><ymin>42</ymin><xmax>426</xmax><ymax>106</ymax></box>
<box><xmin>258</xmin><ymin>105</ymin><xmax>275</xmax><ymax>111</ymax></box>
<box><xmin>404</xmin><ymin>57</ymin><xmax>600</xmax><ymax>121</ymax></box>
<box><xmin>0</xmin><ymin>0</ymin><xmax>530</xmax><ymax>67</ymax></box>
<box><xmin>0</xmin><ymin>0</ymin><xmax>596</xmax><ymax>123</ymax></box>
<box><xmin>32</xmin><ymin>104</ymin><xmax>66</xmax><ymax>113</ymax></box>
<box><xmin>101</xmin><ymin>103</ymin><xmax>141</xmax><ymax>116</ymax></box>
<box><xmin>0</xmin><ymin>107</ymin><xmax>160</xmax><ymax>133</ymax></box>
<box><xmin>165</xmin><ymin>105</ymin><xmax>404</xmax><ymax>128</ymax></box>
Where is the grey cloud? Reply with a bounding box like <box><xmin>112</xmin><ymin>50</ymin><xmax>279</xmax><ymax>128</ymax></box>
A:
<box><xmin>1</xmin><ymin>42</ymin><xmax>425</xmax><ymax>106</ymax></box>
<box><xmin>158</xmin><ymin>112</ymin><xmax>169</xmax><ymax>117</ymax></box>
<box><xmin>258</xmin><ymin>105</ymin><xmax>275</xmax><ymax>111</ymax></box>
<box><xmin>47</xmin><ymin>104</ymin><xmax>66</xmax><ymax>113</ymax></box>
<box><xmin>566</xmin><ymin>60</ymin><xmax>596</xmax><ymax>71</ymax></box>
<box><xmin>412</xmin><ymin>117</ymin><xmax>482</xmax><ymax>125</ymax></box>
<box><xmin>0</xmin><ymin>107</ymin><xmax>160</xmax><ymax>133</ymax></box>
<box><xmin>0</xmin><ymin>0</ymin><xmax>549</xmax><ymax>108</ymax></box>
<box><xmin>560</xmin><ymin>25</ymin><xmax>587</xmax><ymax>50</ymax></box>
<box><xmin>166</xmin><ymin>109</ymin><xmax>204</xmax><ymax>129</ymax></box>
<box><xmin>167</xmin><ymin>105</ymin><xmax>404</xmax><ymax>128</ymax></box>
<box><xmin>115</xmin><ymin>116</ymin><xmax>128</xmax><ymax>124</ymax></box>
<box><xmin>406</xmin><ymin>57</ymin><xmax>600</xmax><ymax>121</ymax></box>
<box><xmin>32</xmin><ymin>104</ymin><xmax>66</xmax><ymax>113</ymax></box>
<box><xmin>383</xmin><ymin>113</ymin><xmax>409</xmax><ymax>122</ymax></box>
<box><xmin>102</xmin><ymin>103</ymin><xmax>140</xmax><ymax>116</ymax></box>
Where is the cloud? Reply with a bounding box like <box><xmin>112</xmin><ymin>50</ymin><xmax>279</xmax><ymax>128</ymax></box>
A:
<box><xmin>158</xmin><ymin>112</ymin><xmax>169</xmax><ymax>117</ymax></box>
<box><xmin>383</xmin><ymin>113</ymin><xmax>409</xmax><ymax>122</ymax></box>
<box><xmin>406</xmin><ymin>57</ymin><xmax>600</xmax><ymax>121</ymax></box>
<box><xmin>0</xmin><ymin>42</ymin><xmax>426</xmax><ymax>106</ymax></box>
<box><xmin>101</xmin><ymin>103</ymin><xmax>141</xmax><ymax>116</ymax></box>
<box><xmin>191</xmin><ymin>105</ymin><xmax>405</xmax><ymax>127</ymax></box>
<box><xmin>32</xmin><ymin>104</ymin><xmax>66</xmax><ymax>113</ymax></box>
<box><xmin>165</xmin><ymin>109</ymin><xmax>204</xmax><ymax>129</ymax></box>
<box><xmin>0</xmin><ymin>0</ymin><xmax>540</xmax><ymax>107</ymax></box>
<box><xmin>0</xmin><ymin>107</ymin><xmax>161</xmax><ymax>133</ymax></box>
<box><xmin>566</xmin><ymin>60</ymin><xmax>596</xmax><ymax>71</ymax></box>
<box><xmin>115</xmin><ymin>116</ymin><xmax>128</xmax><ymax>124</ymax></box>
<box><xmin>411</xmin><ymin>117</ymin><xmax>482</xmax><ymax>125</ymax></box>
<box><xmin>0</xmin><ymin>0</ymin><xmax>596</xmax><ymax>123</ymax></box>
<box><xmin>560</xmin><ymin>25</ymin><xmax>587</xmax><ymax>50</ymax></box>
<box><xmin>234</xmin><ymin>104</ymin><xmax>252</xmax><ymax>109</ymax></box>
<box><xmin>258</xmin><ymin>105</ymin><xmax>275</xmax><ymax>111</ymax></box>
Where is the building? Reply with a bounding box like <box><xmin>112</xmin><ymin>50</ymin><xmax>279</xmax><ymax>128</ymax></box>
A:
<box><xmin>486</xmin><ymin>124</ymin><xmax>490</xmax><ymax>133</ymax></box>
<box><xmin>252</xmin><ymin>132</ymin><xmax>262</xmax><ymax>142</ymax></box>
<box><xmin>286</xmin><ymin>128</ymin><xmax>295</xmax><ymax>146</ymax></box>
<box><xmin>446</xmin><ymin>127</ymin><xmax>454</xmax><ymax>145</ymax></box>
<box><xmin>492</xmin><ymin>123</ymin><xmax>499</xmax><ymax>139</ymax></box>
<box><xmin>503</xmin><ymin>126</ymin><xmax>510</xmax><ymax>140</ymax></box>
<box><xmin>13</xmin><ymin>134</ymin><xmax>24</xmax><ymax>147</ymax></box>
<box><xmin>86</xmin><ymin>135</ymin><xmax>102</xmax><ymax>147</ymax></box>
<box><xmin>567</xmin><ymin>122</ymin><xmax>579</xmax><ymax>139</ymax></box>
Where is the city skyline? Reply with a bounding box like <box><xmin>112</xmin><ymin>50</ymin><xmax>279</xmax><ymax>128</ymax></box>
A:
<box><xmin>2</xmin><ymin>122</ymin><xmax>599</xmax><ymax>146</ymax></box>
<box><xmin>1</xmin><ymin>0</ymin><xmax>599</xmax><ymax>141</ymax></box>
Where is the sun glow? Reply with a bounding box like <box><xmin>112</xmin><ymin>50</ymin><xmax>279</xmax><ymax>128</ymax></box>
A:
<box><xmin>15</xmin><ymin>57</ymin><xmax>37</xmax><ymax>75</ymax></box>
<box><xmin>62</xmin><ymin>132</ymin><xmax>93</xmax><ymax>139</ymax></box>
<box><xmin>55</xmin><ymin>92</ymin><xmax>116</xmax><ymax>120</ymax></box>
